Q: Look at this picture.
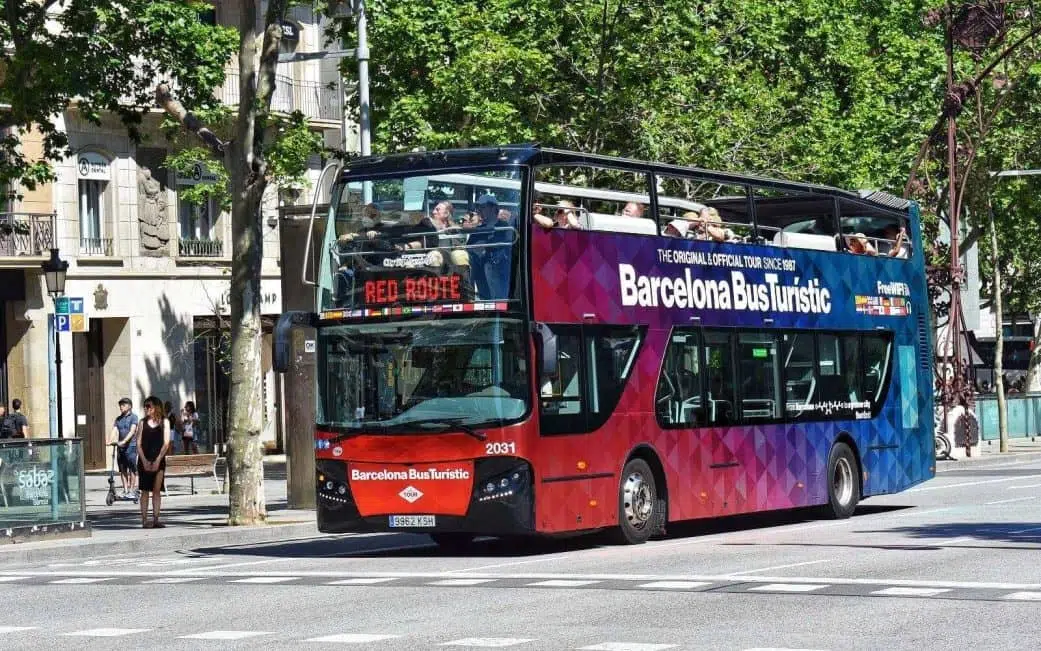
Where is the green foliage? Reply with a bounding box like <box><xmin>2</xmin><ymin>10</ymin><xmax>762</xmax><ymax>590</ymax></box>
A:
<box><xmin>165</xmin><ymin>146</ymin><xmax>232</xmax><ymax>211</ymax></box>
<box><xmin>0</xmin><ymin>0</ymin><xmax>238</xmax><ymax>192</ymax></box>
<box><xmin>265</xmin><ymin>112</ymin><xmax>325</xmax><ymax>189</ymax></box>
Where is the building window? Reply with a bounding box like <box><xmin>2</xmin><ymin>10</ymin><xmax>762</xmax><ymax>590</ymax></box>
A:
<box><xmin>78</xmin><ymin>179</ymin><xmax>112</xmax><ymax>256</ymax></box>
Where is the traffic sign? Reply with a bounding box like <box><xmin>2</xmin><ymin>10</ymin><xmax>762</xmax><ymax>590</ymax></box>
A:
<box><xmin>70</xmin><ymin>314</ymin><xmax>87</xmax><ymax>332</ymax></box>
<box><xmin>55</xmin><ymin>297</ymin><xmax>70</xmax><ymax>314</ymax></box>
<box><xmin>68</xmin><ymin>298</ymin><xmax>84</xmax><ymax>314</ymax></box>
<box><xmin>54</xmin><ymin>314</ymin><xmax>70</xmax><ymax>332</ymax></box>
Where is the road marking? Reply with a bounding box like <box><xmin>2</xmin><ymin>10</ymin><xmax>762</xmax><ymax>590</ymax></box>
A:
<box><xmin>170</xmin><ymin>558</ymin><xmax>287</xmax><ymax>573</ymax></box>
<box><xmin>747</xmin><ymin>583</ymin><xmax>827</xmax><ymax>593</ymax></box>
<box><xmin>638</xmin><ymin>581</ymin><xmax>712</xmax><ymax>590</ymax></box>
<box><xmin>730</xmin><ymin>560</ymin><xmax>829</xmax><ymax>575</ymax></box>
<box><xmin>0</xmin><ymin>576</ymin><xmax>29</xmax><ymax>583</ymax></box>
<box><xmin>306</xmin><ymin>633</ymin><xmax>402</xmax><ymax>643</ymax></box>
<box><xmin>527</xmin><ymin>579</ymin><xmax>601</xmax><ymax>587</ymax></box>
<box><xmin>180</xmin><ymin>630</ymin><xmax>273</xmax><ymax>640</ymax></box>
<box><xmin>871</xmin><ymin>587</ymin><xmax>951</xmax><ymax>597</ymax></box>
<box><xmin>427</xmin><ymin>578</ymin><xmax>498</xmax><ymax>586</ymax></box>
<box><xmin>0</xmin><ymin>627</ymin><xmax>36</xmax><ymax>634</ymax></box>
<box><xmin>1006</xmin><ymin>483</ymin><xmax>1041</xmax><ymax>490</ymax></box>
<box><xmin>326</xmin><ymin>578</ymin><xmax>398</xmax><ymax>585</ymax></box>
<box><xmin>1004</xmin><ymin>591</ymin><xmax>1041</xmax><ymax>601</ymax></box>
<box><xmin>742</xmin><ymin>648</ymin><xmax>829</xmax><ymax>651</ymax></box>
<box><xmin>984</xmin><ymin>496</ymin><xmax>1036</xmax><ymax>505</ymax></box>
<box><xmin>142</xmin><ymin>577</ymin><xmax>207</xmax><ymax>584</ymax></box>
<box><xmin>579</xmin><ymin>644</ymin><xmax>677</xmax><ymax>651</ymax></box>
<box><xmin>50</xmin><ymin>577</ymin><xmax>113</xmax><ymax>584</ymax></box>
<box><xmin>64</xmin><ymin>628</ymin><xmax>150</xmax><ymax>637</ymax></box>
<box><xmin>908</xmin><ymin>474</ymin><xmax>1041</xmax><ymax>493</ymax></box>
<box><xmin>440</xmin><ymin>638</ymin><xmax>534</xmax><ymax>647</ymax></box>
<box><xmin>229</xmin><ymin>576</ymin><xmax>299</xmax><ymax>584</ymax></box>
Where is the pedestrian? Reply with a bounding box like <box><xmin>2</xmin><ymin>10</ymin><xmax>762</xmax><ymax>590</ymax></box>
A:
<box><xmin>8</xmin><ymin>399</ymin><xmax>29</xmax><ymax>438</ymax></box>
<box><xmin>0</xmin><ymin>405</ymin><xmax>13</xmax><ymax>439</ymax></box>
<box><xmin>110</xmin><ymin>397</ymin><xmax>139</xmax><ymax>498</ymax></box>
<box><xmin>181</xmin><ymin>401</ymin><xmax>200</xmax><ymax>454</ymax></box>
<box><xmin>136</xmin><ymin>396</ymin><xmax>171</xmax><ymax>528</ymax></box>
<box><xmin>164</xmin><ymin>400</ymin><xmax>182</xmax><ymax>454</ymax></box>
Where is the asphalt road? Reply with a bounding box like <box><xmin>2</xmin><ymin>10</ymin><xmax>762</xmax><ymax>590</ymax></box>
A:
<box><xmin>2</xmin><ymin>457</ymin><xmax>1040</xmax><ymax>651</ymax></box>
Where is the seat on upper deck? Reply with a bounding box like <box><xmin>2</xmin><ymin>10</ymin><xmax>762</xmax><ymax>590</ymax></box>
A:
<box><xmin>582</xmin><ymin>212</ymin><xmax>658</xmax><ymax>235</ymax></box>
<box><xmin>772</xmin><ymin>230</ymin><xmax>838</xmax><ymax>251</ymax></box>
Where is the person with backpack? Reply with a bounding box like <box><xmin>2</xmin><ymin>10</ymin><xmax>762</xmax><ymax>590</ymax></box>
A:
<box><xmin>8</xmin><ymin>399</ymin><xmax>29</xmax><ymax>438</ymax></box>
<box><xmin>0</xmin><ymin>405</ymin><xmax>14</xmax><ymax>439</ymax></box>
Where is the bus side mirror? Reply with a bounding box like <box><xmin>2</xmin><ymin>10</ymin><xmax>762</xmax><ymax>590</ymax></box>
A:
<box><xmin>533</xmin><ymin>322</ymin><xmax>558</xmax><ymax>378</ymax></box>
<box><xmin>273</xmin><ymin>311</ymin><xmax>317</xmax><ymax>373</ymax></box>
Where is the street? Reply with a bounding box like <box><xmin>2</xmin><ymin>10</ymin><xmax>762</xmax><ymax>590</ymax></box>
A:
<box><xmin>1</xmin><ymin>457</ymin><xmax>1039</xmax><ymax>651</ymax></box>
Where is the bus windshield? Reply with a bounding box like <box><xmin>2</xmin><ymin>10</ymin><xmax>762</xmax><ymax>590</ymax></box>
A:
<box><xmin>317</xmin><ymin>318</ymin><xmax>529</xmax><ymax>432</ymax></box>
<box><xmin>318</xmin><ymin>169</ymin><xmax>523</xmax><ymax>313</ymax></box>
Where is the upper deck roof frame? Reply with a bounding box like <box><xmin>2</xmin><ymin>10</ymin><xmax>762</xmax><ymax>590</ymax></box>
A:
<box><xmin>338</xmin><ymin>144</ymin><xmax>911</xmax><ymax>219</ymax></box>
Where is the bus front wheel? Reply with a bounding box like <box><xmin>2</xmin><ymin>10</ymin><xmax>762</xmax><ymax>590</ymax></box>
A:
<box><xmin>613</xmin><ymin>458</ymin><xmax>660</xmax><ymax>545</ymax></box>
<box><xmin>823</xmin><ymin>442</ymin><xmax>860</xmax><ymax>519</ymax></box>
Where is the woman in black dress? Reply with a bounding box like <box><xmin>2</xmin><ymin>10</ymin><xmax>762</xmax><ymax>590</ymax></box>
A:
<box><xmin>136</xmin><ymin>396</ymin><xmax>171</xmax><ymax>528</ymax></box>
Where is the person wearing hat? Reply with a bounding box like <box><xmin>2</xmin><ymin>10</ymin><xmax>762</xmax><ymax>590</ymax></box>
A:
<box><xmin>463</xmin><ymin>194</ymin><xmax>514</xmax><ymax>299</ymax></box>
<box><xmin>111</xmin><ymin>397</ymin><xmax>140</xmax><ymax>499</ymax></box>
<box><xmin>664</xmin><ymin>219</ymin><xmax>691</xmax><ymax>238</ymax></box>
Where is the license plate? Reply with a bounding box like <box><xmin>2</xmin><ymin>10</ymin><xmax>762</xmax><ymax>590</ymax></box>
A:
<box><xmin>388</xmin><ymin>515</ymin><xmax>436</xmax><ymax>528</ymax></box>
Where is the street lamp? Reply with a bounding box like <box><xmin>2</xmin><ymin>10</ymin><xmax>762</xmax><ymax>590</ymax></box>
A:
<box><xmin>40</xmin><ymin>248</ymin><xmax>68</xmax><ymax>439</ymax></box>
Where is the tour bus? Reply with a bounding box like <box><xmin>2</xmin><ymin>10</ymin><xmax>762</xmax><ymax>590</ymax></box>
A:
<box><xmin>275</xmin><ymin>145</ymin><xmax>934</xmax><ymax>547</ymax></box>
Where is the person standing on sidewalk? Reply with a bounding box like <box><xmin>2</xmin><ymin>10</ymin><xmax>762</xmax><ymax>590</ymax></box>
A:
<box><xmin>111</xmin><ymin>398</ymin><xmax>139</xmax><ymax>498</ymax></box>
<box><xmin>181</xmin><ymin>401</ymin><xmax>199</xmax><ymax>454</ymax></box>
<box><xmin>9</xmin><ymin>399</ymin><xmax>29</xmax><ymax>438</ymax></box>
<box><xmin>136</xmin><ymin>396</ymin><xmax>170</xmax><ymax>528</ymax></box>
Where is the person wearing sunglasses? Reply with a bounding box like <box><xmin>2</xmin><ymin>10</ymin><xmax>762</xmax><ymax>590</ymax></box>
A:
<box><xmin>136</xmin><ymin>396</ymin><xmax>172</xmax><ymax>528</ymax></box>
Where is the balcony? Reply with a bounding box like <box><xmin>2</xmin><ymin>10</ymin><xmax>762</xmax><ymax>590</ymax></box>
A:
<box><xmin>220</xmin><ymin>69</ymin><xmax>341</xmax><ymax>122</ymax></box>
<box><xmin>0</xmin><ymin>212</ymin><xmax>55</xmax><ymax>259</ymax></box>
<box><xmin>179</xmin><ymin>238</ymin><xmax>224</xmax><ymax>258</ymax></box>
<box><xmin>79</xmin><ymin>237</ymin><xmax>114</xmax><ymax>257</ymax></box>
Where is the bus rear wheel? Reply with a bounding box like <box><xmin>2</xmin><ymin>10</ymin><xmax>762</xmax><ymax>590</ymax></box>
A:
<box><xmin>613</xmin><ymin>458</ymin><xmax>660</xmax><ymax>545</ymax></box>
<box><xmin>823</xmin><ymin>442</ymin><xmax>859</xmax><ymax>519</ymax></box>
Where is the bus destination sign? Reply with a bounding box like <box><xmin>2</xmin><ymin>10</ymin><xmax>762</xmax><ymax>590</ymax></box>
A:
<box><xmin>364</xmin><ymin>274</ymin><xmax>464</xmax><ymax>305</ymax></box>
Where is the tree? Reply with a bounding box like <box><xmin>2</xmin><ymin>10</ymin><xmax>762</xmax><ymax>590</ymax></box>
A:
<box><xmin>0</xmin><ymin>1</ymin><xmax>237</xmax><ymax>195</ymax></box>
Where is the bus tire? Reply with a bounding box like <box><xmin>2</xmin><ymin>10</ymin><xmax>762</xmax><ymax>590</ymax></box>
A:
<box><xmin>429</xmin><ymin>532</ymin><xmax>475</xmax><ymax>552</ymax></box>
<box><xmin>823</xmin><ymin>442</ymin><xmax>859</xmax><ymax>519</ymax></box>
<box><xmin>613</xmin><ymin>458</ymin><xmax>659</xmax><ymax>545</ymax></box>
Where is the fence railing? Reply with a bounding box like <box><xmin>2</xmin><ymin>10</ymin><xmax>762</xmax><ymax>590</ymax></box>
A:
<box><xmin>977</xmin><ymin>393</ymin><xmax>1041</xmax><ymax>441</ymax></box>
<box><xmin>0</xmin><ymin>212</ymin><xmax>56</xmax><ymax>257</ymax></box>
<box><xmin>0</xmin><ymin>438</ymin><xmax>85</xmax><ymax>534</ymax></box>
<box><xmin>220</xmin><ymin>69</ymin><xmax>341</xmax><ymax>122</ymax></box>
<box><xmin>79</xmin><ymin>237</ymin><xmax>114</xmax><ymax>257</ymax></box>
<box><xmin>179</xmin><ymin>238</ymin><xmax>224</xmax><ymax>258</ymax></box>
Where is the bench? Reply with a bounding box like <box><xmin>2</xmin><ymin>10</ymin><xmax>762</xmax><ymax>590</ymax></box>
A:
<box><xmin>163</xmin><ymin>453</ymin><xmax>223</xmax><ymax>495</ymax></box>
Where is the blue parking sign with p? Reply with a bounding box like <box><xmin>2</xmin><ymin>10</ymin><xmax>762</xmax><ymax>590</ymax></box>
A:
<box><xmin>54</xmin><ymin>314</ymin><xmax>70</xmax><ymax>332</ymax></box>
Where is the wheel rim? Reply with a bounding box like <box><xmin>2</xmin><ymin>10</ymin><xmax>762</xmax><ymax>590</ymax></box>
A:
<box><xmin>833</xmin><ymin>457</ymin><xmax>854</xmax><ymax>506</ymax></box>
<box><xmin>622</xmin><ymin>471</ymin><xmax>654</xmax><ymax>529</ymax></box>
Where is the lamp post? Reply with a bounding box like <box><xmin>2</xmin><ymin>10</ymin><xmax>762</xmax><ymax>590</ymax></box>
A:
<box><xmin>40</xmin><ymin>248</ymin><xmax>68</xmax><ymax>439</ymax></box>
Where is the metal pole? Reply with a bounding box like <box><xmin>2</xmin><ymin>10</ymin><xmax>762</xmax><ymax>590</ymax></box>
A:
<box><xmin>48</xmin><ymin>312</ymin><xmax>57</xmax><ymax>439</ymax></box>
<box><xmin>355</xmin><ymin>0</ymin><xmax>373</xmax><ymax>205</ymax></box>
<box><xmin>54</xmin><ymin>316</ymin><xmax>63</xmax><ymax>440</ymax></box>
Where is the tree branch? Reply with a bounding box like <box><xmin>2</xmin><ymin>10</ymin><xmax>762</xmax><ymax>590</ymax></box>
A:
<box><xmin>155</xmin><ymin>83</ymin><xmax>227</xmax><ymax>157</ymax></box>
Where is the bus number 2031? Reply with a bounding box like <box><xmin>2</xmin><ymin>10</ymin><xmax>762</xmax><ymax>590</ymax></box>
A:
<box><xmin>486</xmin><ymin>441</ymin><xmax>516</xmax><ymax>455</ymax></box>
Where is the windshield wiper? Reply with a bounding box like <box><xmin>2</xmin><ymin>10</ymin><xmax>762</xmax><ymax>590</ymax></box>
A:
<box><xmin>327</xmin><ymin>418</ymin><xmax>487</xmax><ymax>442</ymax></box>
<box><xmin>413</xmin><ymin>418</ymin><xmax>488</xmax><ymax>441</ymax></box>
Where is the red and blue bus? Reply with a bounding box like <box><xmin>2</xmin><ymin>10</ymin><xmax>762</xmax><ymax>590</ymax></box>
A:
<box><xmin>275</xmin><ymin>145</ymin><xmax>934</xmax><ymax>546</ymax></box>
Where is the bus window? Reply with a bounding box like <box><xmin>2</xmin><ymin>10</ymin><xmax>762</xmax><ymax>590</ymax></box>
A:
<box><xmin>656</xmin><ymin>331</ymin><xmax>705</xmax><ymax>427</ymax></box>
<box><xmin>737</xmin><ymin>332</ymin><xmax>781</xmax><ymax>421</ymax></box>
<box><xmin>533</xmin><ymin>165</ymin><xmax>655</xmax><ymax>234</ymax></box>
<box><xmin>862</xmin><ymin>334</ymin><xmax>892</xmax><ymax>404</ymax></box>
<box><xmin>783</xmin><ymin>332</ymin><xmax>816</xmax><ymax>420</ymax></box>
<box><xmin>541</xmin><ymin>330</ymin><xmax>583</xmax><ymax>416</ymax></box>
<box><xmin>703</xmin><ymin>331</ymin><xmax>736</xmax><ymax>426</ymax></box>
<box><xmin>656</xmin><ymin>175</ymin><xmax>750</xmax><ymax>243</ymax></box>
<box><xmin>838</xmin><ymin>199</ymin><xmax>912</xmax><ymax>259</ymax></box>
<box><xmin>754</xmin><ymin>188</ymin><xmax>838</xmax><ymax>251</ymax></box>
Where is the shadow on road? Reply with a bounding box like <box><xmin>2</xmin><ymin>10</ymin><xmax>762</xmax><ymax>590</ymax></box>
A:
<box><xmin>189</xmin><ymin>504</ymin><xmax>912</xmax><ymax>559</ymax></box>
<box><xmin>866</xmin><ymin>521</ymin><xmax>1041</xmax><ymax>547</ymax></box>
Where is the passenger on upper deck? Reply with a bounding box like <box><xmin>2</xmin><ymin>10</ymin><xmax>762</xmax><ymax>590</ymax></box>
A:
<box><xmin>845</xmin><ymin>233</ymin><xmax>877</xmax><ymax>256</ymax></box>
<box><xmin>534</xmin><ymin>199</ymin><xmax>581</xmax><ymax>229</ymax></box>
<box><xmin>880</xmin><ymin>223</ymin><xmax>910</xmax><ymax>259</ymax></box>
<box><xmin>664</xmin><ymin>219</ymin><xmax>690</xmax><ymax>238</ymax></box>
<box><xmin>463</xmin><ymin>194</ymin><xmax>514</xmax><ymax>299</ymax></box>
<box><xmin>431</xmin><ymin>200</ymin><xmax>468</xmax><ymax>247</ymax></box>
<box><xmin>622</xmin><ymin>202</ymin><xmax>645</xmax><ymax>219</ymax></box>
<box><xmin>691</xmin><ymin>207</ymin><xmax>735</xmax><ymax>243</ymax></box>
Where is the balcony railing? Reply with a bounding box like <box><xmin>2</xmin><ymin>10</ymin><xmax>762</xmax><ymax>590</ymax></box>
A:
<box><xmin>179</xmin><ymin>238</ymin><xmax>224</xmax><ymax>258</ymax></box>
<box><xmin>220</xmin><ymin>69</ymin><xmax>342</xmax><ymax>122</ymax></box>
<box><xmin>79</xmin><ymin>237</ymin><xmax>114</xmax><ymax>257</ymax></box>
<box><xmin>0</xmin><ymin>212</ymin><xmax>55</xmax><ymax>257</ymax></box>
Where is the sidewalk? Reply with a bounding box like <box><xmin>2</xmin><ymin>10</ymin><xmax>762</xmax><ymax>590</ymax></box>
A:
<box><xmin>0</xmin><ymin>456</ymin><xmax>322</xmax><ymax>566</ymax></box>
<box><xmin>936</xmin><ymin>437</ymin><xmax>1041</xmax><ymax>471</ymax></box>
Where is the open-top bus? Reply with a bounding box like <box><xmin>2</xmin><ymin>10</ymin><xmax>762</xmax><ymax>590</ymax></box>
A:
<box><xmin>275</xmin><ymin>145</ymin><xmax>934</xmax><ymax>547</ymax></box>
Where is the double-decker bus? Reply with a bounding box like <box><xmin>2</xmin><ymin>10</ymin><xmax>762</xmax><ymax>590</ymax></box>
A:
<box><xmin>275</xmin><ymin>145</ymin><xmax>934</xmax><ymax>547</ymax></box>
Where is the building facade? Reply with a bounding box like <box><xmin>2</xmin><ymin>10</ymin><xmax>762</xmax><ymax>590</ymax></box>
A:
<box><xmin>1</xmin><ymin>2</ymin><xmax>346</xmax><ymax>469</ymax></box>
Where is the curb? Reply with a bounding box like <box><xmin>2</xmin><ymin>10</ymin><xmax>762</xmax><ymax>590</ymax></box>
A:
<box><xmin>935</xmin><ymin>450</ymin><xmax>1041</xmax><ymax>472</ymax></box>
<box><xmin>0</xmin><ymin>520</ymin><xmax>322</xmax><ymax>565</ymax></box>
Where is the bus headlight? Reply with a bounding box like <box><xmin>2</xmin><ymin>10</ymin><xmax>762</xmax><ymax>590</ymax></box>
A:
<box><xmin>477</xmin><ymin>465</ymin><xmax>529</xmax><ymax>502</ymax></box>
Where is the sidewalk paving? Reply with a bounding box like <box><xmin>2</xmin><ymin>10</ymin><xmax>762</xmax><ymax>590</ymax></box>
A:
<box><xmin>0</xmin><ymin>456</ymin><xmax>322</xmax><ymax>566</ymax></box>
<box><xmin>936</xmin><ymin>437</ymin><xmax>1041</xmax><ymax>471</ymax></box>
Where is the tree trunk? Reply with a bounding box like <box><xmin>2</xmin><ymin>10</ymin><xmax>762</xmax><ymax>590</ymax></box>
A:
<box><xmin>990</xmin><ymin>209</ymin><xmax>1008</xmax><ymax>453</ymax></box>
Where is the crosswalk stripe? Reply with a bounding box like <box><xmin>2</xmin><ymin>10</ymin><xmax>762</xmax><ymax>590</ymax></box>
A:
<box><xmin>527</xmin><ymin>579</ymin><xmax>601</xmax><ymax>587</ymax></box>
<box><xmin>0</xmin><ymin>627</ymin><xmax>37</xmax><ymax>634</ymax></box>
<box><xmin>579</xmin><ymin>644</ymin><xmax>677</xmax><ymax>651</ymax></box>
<box><xmin>0</xmin><ymin>577</ymin><xmax>29</xmax><ymax>583</ymax></box>
<box><xmin>427</xmin><ymin>579</ymin><xmax>498</xmax><ymax>586</ymax></box>
<box><xmin>747</xmin><ymin>584</ymin><xmax>827</xmax><ymax>593</ymax></box>
<box><xmin>1003</xmin><ymin>591</ymin><xmax>1041</xmax><ymax>601</ymax></box>
<box><xmin>50</xmin><ymin>578</ymin><xmax>113</xmax><ymax>585</ymax></box>
<box><xmin>327</xmin><ymin>578</ymin><xmax>398</xmax><ymax>585</ymax></box>
<box><xmin>142</xmin><ymin>577</ymin><xmax>207</xmax><ymax>584</ymax></box>
<box><xmin>637</xmin><ymin>581</ymin><xmax>711</xmax><ymax>590</ymax></box>
<box><xmin>441</xmin><ymin>638</ymin><xmax>534</xmax><ymax>647</ymax></box>
<box><xmin>230</xmin><ymin>576</ymin><xmax>299</xmax><ymax>584</ymax></box>
<box><xmin>871</xmin><ymin>587</ymin><xmax>951</xmax><ymax>597</ymax></box>
<box><xmin>64</xmin><ymin>628</ymin><xmax>150</xmax><ymax>637</ymax></box>
<box><xmin>306</xmin><ymin>633</ymin><xmax>402</xmax><ymax>643</ymax></box>
<box><xmin>179</xmin><ymin>630</ymin><xmax>273</xmax><ymax>640</ymax></box>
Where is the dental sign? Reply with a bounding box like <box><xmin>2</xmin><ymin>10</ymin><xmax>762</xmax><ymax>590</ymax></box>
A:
<box><xmin>77</xmin><ymin>152</ymin><xmax>110</xmax><ymax>180</ymax></box>
<box><xmin>619</xmin><ymin>249</ymin><xmax>832</xmax><ymax>315</ymax></box>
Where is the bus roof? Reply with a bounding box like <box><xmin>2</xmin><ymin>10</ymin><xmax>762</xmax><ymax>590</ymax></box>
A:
<box><xmin>339</xmin><ymin>144</ymin><xmax>912</xmax><ymax>215</ymax></box>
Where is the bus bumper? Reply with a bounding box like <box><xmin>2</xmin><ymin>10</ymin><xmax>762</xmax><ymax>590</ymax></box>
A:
<box><xmin>315</xmin><ymin>456</ymin><xmax>535</xmax><ymax>536</ymax></box>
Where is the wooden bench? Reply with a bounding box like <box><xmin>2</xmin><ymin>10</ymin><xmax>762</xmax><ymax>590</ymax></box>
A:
<box><xmin>163</xmin><ymin>453</ymin><xmax>222</xmax><ymax>495</ymax></box>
